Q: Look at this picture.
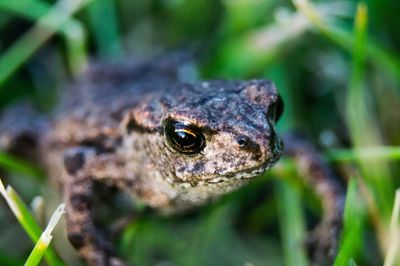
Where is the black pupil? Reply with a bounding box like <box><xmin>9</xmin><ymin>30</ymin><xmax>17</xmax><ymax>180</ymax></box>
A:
<box><xmin>175</xmin><ymin>130</ymin><xmax>196</xmax><ymax>147</ymax></box>
<box><xmin>165</xmin><ymin>120</ymin><xmax>205</xmax><ymax>154</ymax></box>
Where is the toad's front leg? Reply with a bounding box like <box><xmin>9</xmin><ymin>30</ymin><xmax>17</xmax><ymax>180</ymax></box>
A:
<box><xmin>63</xmin><ymin>147</ymin><xmax>128</xmax><ymax>266</ymax></box>
<box><xmin>283</xmin><ymin>133</ymin><xmax>346</xmax><ymax>266</ymax></box>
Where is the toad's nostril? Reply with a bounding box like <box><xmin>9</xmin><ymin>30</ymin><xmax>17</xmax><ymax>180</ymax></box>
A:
<box><xmin>236</xmin><ymin>136</ymin><xmax>262</xmax><ymax>160</ymax></box>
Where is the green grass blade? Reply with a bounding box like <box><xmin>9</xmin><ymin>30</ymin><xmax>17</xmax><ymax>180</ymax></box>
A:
<box><xmin>346</xmin><ymin>2</ymin><xmax>393</xmax><ymax>222</ymax></box>
<box><xmin>0</xmin><ymin>179</ymin><xmax>65</xmax><ymax>266</ymax></box>
<box><xmin>334</xmin><ymin>178</ymin><xmax>366</xmax><ymax>266</ymax></box>
<box><xmin>384</xmin><ymin>189</ymin><xmax>400</xmax><ymax>266</ymax></box>
<box><xmin>349</xmin><ymin>2</ymin><xmax>367</xmax><ymax>95</ymax></box>
<box><xmin>0</xmin><ymin>0</ymin><xmax>91</xmax><ymax>86</ymax></box>
<box><xmin>209</xmin><ymin>8</ymin><xmax>312</xmax><ymax>77</ymax></box>
<box><xmin>0</xmin><ymin>151</ymin><xmax>43</xmax><ymax>179</ymax></box>
<box><xmin>275</xmin><ymin>179</ymin><xmax>308</xmax><ymax>266</ymax></box>
<box><xmin>25</xmin><ymin>204</ymin><xmax>65</xmax><ymax>266</ymax></box>
<box><xmin>292</xmin><ymin>0</ymin><xmax>400</xmax><ymax>83</ymax></box>
<box><xmin>327</xmin><ymin>147</ymin><xmax>400</xmax><ymax>163</ymax></box>
<box><xmin>274</xmin><ymin>146</ymin><xmax>400</xmax><ymax>176</ymax></box>
<box><xmin>86</xmin><ymin>0</ymin><xmax>123</xmax><ymax>58</ymax></box>
<box><xmin>0</xmin><ymin>0</ymin><xmax>88</xmax><ymax>76</ymax></box>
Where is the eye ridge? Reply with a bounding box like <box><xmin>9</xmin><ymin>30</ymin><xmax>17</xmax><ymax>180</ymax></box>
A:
<box><xmin>164</xmin><ymin>120</ymin><xmax>206</xmax><ymax>155</ymax></box>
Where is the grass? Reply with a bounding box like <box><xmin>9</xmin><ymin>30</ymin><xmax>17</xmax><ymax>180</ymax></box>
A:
<box><xmin>25</xmin><ymin>203</ymin><xmax>65</xmax><ymax>266</ymax></box>
<box><xmin>384</xmin><ymin>189</ymin><xmax>400</xmax><ymax>265</ymax></box>
<box><xmin>0</xmin><ymin>179</ymin><xmax>64</xmax><ymax>266</ymax></box>
<box><xmin>0</xmin><ymin>0</ymin><xmax>399</xmax><ymax>265</ymax></box>
<box><xmin>0</xmin><ymin>0</ymin><xmax>90</xmax><ymax>86</ymax></box>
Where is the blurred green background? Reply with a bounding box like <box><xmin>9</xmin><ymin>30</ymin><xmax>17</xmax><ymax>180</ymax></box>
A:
<box><xmin>0</xmin><ymin>0</ymin><xmax>400</xmax><ymax>265</ymax></box>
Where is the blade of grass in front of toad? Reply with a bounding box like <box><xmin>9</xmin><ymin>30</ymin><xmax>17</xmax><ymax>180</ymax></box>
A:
<box><xmin>0</xmin><ymin>179</ymin><xmax>65</xmax><ymax>266</ymax></box>
<box><xmin>25</xmin><ymin>204</ymin><xmax>65</xmax><ymax>266</ymax></box>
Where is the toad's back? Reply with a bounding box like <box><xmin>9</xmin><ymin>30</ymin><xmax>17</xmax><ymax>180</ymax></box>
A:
<box><xmin>49</xmin><ymin>61</ymin><xmax>180</xmax><ymax>146</ymax></box>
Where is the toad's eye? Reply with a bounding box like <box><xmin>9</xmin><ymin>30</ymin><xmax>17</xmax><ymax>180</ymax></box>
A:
<box><xmin>164</xmin><ymin>120</ymin><xmax>206</xmax><ymax>155</ymax></box>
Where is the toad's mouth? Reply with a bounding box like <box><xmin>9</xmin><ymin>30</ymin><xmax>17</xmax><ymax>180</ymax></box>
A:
<box><xmin>203</xmin><ymin>153</ymin><xmax>282</xmax><ymax>185</ymax></box>
<box><xmin>201</xmin><ymin>136</ymin><xmax>283</xmax><ymax>185</ymax></box>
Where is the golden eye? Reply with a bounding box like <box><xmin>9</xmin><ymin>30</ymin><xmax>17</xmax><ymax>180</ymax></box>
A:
<box><xmin>164</xmin><ymin>120</ymin><xmax>205</xmax><ymax>154</ymax></box>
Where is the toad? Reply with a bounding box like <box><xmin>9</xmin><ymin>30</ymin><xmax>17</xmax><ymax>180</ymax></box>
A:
<box><xmin>0</xmin><ymin>57</ymin><xmax>344</xmax><ymax>266</ymax></box>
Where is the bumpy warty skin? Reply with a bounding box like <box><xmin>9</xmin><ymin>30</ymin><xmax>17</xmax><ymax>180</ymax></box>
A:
<box><xmin>122</xmin><ymin>80</ymin><xmax>283</xmax><ymax>211</ymax></box>
<box><xmin>41</xmin><ymin>62</ymin><xmax>283</xmax><ymax>213</ymax></box>
<box><xmin>0</xmin><ymin>59</ymin><xmax>345</xmax><ymax>266</ymax></box>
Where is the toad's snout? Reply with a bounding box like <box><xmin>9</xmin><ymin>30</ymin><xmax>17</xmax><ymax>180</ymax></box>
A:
<box><xmin>235</xmin><ymin>127</ymin><xmax>282</xmax><ymax>163</ymax></box>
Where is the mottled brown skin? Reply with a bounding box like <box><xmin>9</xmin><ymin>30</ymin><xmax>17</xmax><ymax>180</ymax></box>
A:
<box><xmin>0</xmin><ymin>58</ymin><xmax>344</xmax><ymax>266</ymax></box>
